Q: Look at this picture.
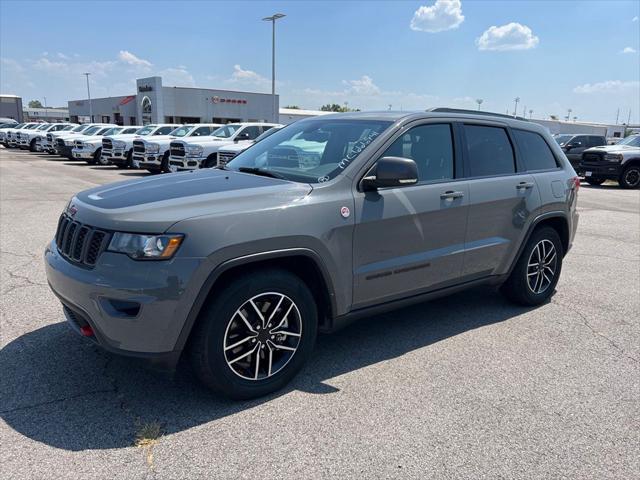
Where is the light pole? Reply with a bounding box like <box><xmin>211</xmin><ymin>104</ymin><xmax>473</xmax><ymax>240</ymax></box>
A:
<box><xmin>476</xmin><ymin>98</ymin><xmax>483</xmax><ymax>111</ymax></box>
<box><xmin>513</xmin><ymin>97</ymin><xmax>520</xmax><ymax>118</ymax></box>
<box><xmin>566</xmin><ymin>108</ymin><xmax>572</xmax><ymax>121</ymax></box>
<box><xmin>529</xmin><ymin>109</ymin><xmax>533</xmax><ymax>119</ymax></box>
<box><xmin>82</xmin><ymin>73</ymin><xmax>93</xmax><ymax>122</ymax></box>
<box><xmin>43</xmin><ymin>96</ymin><xmax>48</xmax><ymax>120</ymax></box>
<box><xmin>262</xmin><ymin>13</ymin><xmax>285</xmax><ymax>123</ymax></box>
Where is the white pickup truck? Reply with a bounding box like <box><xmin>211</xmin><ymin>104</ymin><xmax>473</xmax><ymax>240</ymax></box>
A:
<box><xmin>54</xmin><ymin>124</ymin><xmax>117</xmax><ymax>159</ymax></box>
<box><xmin>71</xmin><ymin>126</ymin><xmax>140</xmax><ymax>164</ymax></box>
<box><xmin>168</xmin><ymin>123</ymin><xmax>281</xmax><ymax>172</ymax></box>
<box><xmin>5</xmin><ymin>123</ymin><xmax>40</xmax><ymax>147</ymax></box>
<box><xmin>133</xmin><ymin>124</ymin><xmax>222</xmax><ymax>173</ymax></box>
<box><xmin>0</xmin><ymin>122</ymin><xmax>26</xmax><ymax>146</ymax></box>
<box><xmin>102</xmin><ymin>124</ymin><xmax>180</xmax><ymax>169</ymax></box>
<box><xmin>20</xmin><ymin>123</ymin><xmax>74</xmax><ymax>151</ymax></box>
<box><xmin>46</xmin><ymin>124</ymin><xmax>106</xmax><ymax>155</ymax></box>
<box><xmin>216</xmin><ymin>125</ymin><xmax>285</xmax><ymax>167</ymax></box>
<box><xmin>17</xmin><ymin>123</ymin><xmax>50</xmax><ymax>149</ymax></box>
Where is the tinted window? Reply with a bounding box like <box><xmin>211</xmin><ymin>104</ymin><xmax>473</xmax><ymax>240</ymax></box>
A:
<box><xmin>155</xmin><ymin>126</ymin><xmax>176</xmax><ymax>135</ymax></box>
<box><xmin>588</xmin><ymin>136</ymin><xmax>605</xmax><ymax>147</ymax></box>
<box><xmin>513</xmin><ymin>130</ymin><xmax>558</xmax><ymax>171</ymax></box>
<box><xmin>572</xmin><ymin>136</ymin><xmax>587</xmax><ymax>146</ymax></box>
<box><xmin>192</xmin><ymin>127</ymin><xmax>211</xmax><ymax>136</ymax></box>
<box><xmin>464</xmin><ymin>125</ymin><xmax>515</xmax><ymax>177</ymax></box>
<box><xmin>242</xmin><ymin>126</ymin><xmax>262</xmax><ymax>140</ymax></box>
<box><xmin>382</xmin><ymin>124</ymin><xmax>454</xmax><ymax>182</ymax></box>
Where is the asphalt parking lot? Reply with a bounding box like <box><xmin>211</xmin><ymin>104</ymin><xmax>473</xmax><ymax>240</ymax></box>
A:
<box><xmin>1</xmin><ymin>146</ymin><xmax>638</xmax><ymax>479</ymax></box>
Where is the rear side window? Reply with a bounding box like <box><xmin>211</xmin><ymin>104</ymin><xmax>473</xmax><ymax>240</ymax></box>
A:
<box><xmin>513</xmin><ymin>130</ymin><xmax>558</xmax><ymax>171</ymax></box>
<box><xmin>155</xmin><ymin>126</ymin><xmax>175</xmax><ymax>135</ymax></box>
<box><xmin>588</xmin><ymin>136</ymin><xmax>605</xmax><ymax>147</ymax></box>
<box><xmin>382</xmin><ymin>123</ymin><xmax>454</xmax><ymax>182</ymax></box>
<box><xmin>464</xmin><ymin>125</ymin><xmax>515</xmax><ymax>177</ymax></box>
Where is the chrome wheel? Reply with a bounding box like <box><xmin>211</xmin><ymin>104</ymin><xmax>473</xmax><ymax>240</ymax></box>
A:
<box><xmin>223</xmin><ymin>292</ymin><xmax>302</xmax><ymax>381</ymax></box>
<box><xmin>527</xmin><ymin>239</ymin><xmax>557</xmax><ymax>294</ymax></box>
<box><xmin>623</xmin><ymin>167</ymin><xmax>640</xmax><ymax>188</ymax></box>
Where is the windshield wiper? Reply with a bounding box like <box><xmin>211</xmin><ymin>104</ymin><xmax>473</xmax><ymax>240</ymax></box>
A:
<box><xmin>237</xmin><ymin>167</ymin><xmax>286</xmax><ymax>180</ymax></box>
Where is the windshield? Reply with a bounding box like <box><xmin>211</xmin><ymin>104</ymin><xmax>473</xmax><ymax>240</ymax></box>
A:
<box><xmin>37</xmin><ymin>124</ymin><xmax>49</xmax><ymax>130</ymax></box>
<box><xmin>25</xmin><ymin>124</ymin><xmax>38</xmax><ymax>129</ymax></box>
<box><xmin>254</xmin><ymin>126</ymin><xmax>283</xmax><ymax>142</ymax></box>
<box><xmin>136</xmin><ymin>125</ymin><xmax>156</xmax><ymax>136</ymax></box>
<box><xmin>618</xmin><ymin>136</ymin><xmax>640</xmax><ymax>147</ymax></box>
<box><xmin>71</xmin><ymin>125</ymin><xmax>88</xmax><ymax>132</ymax></box>
<box><xmin>96</xmin><ymin>127</ymin><xmax>114</xmax><ymax>135</ymax></box>
<box><xmin>83</xmin><ymin>126</ymin><xmax>101</xmax><ymax>135</ymax></box>
<box><xmin>211</xmin><ymin>124</ymin><xmax>241</xmax><ymax>138</ymax></box>
<box><xmin>62</xmin><ymin>125</ymin><xmax>74</xmax><ymax>131</ymax></box>
<box><xmin>102</xmin><ymin>127</ymin><xmax>122</xmax><ymax>136</ymax></box>
<box><xmin>554</xmin><ymin>135</ymin><xmax>574</xmax><ymax>145</ymax></box>
<box><xmin>169</xmin><ymin>125</ymin><xmax>194</xmax><ymax>137</ymax></box>
<box><xmin>227</xmin><ymin>119</ymin><xmax>392</xmax><ymax>183</ymax></box>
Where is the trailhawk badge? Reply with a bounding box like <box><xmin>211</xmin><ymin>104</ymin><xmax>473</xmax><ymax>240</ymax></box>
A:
<box><xmin>340</xmin><ymin>206</ymin><xmax>350</xmax><ymax>218</ymax></box>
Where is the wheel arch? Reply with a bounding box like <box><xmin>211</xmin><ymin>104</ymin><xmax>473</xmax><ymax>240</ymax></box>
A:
<box><xmin>174</xmin><ymin>248</ymin><xmax>338</xmax><ymax>354</ymax></box>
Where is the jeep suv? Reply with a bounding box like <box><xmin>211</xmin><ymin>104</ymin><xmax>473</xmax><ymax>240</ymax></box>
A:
<box><xmin>579</xmin><ymin>134</ymin><xmax>640</xmax><ymax>188</ymax></box>
<box><xmin>45</xmin><ymin>109</ymin><xmax>579</xmax><ymax>399</ymax></box>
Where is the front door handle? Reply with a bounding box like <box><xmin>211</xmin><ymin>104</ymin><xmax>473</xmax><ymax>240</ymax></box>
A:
<box><xmin>440</xmin><ymin>190</ymin><xmax>465</xmax><ymax>199</ymax></box>
<box><xmin>516</xmin><ymin>182</ymin><xmax>535</xmax><ymax>190</ymax></box>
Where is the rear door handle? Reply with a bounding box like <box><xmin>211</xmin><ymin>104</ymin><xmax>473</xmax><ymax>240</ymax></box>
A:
<box><xmin>440</xmin><ymin>190</ymin><xmax>465</xmax><ymax>199</ymax></box>
<box><xmin>516</xmin><ymin>182</ymin><xmax>535</xmax><ymax>189</ymax></box>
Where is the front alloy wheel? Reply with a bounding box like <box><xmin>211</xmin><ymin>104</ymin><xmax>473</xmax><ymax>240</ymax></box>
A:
<box><xmin>620</xmin><ymin>165</ymin><xmax>640</xmax><ymax>189</ymax></box>
<box><xmin>526</xmin><ymin>239</ymin><xmax>557</xmax><ymax>295</ymax></box>
<box><xmin>224</xmin><ymin>293</ymin><xmax>302</xmax><ymax>381</ymax></box>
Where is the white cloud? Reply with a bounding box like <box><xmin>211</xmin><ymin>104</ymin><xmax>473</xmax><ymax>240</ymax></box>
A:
<box><xmin>410</xmin><ymin>0</ymin><xmax>464</xmax><ymax>33</ymax></box>
<box><xmin>1</xmin><ymin>57</ymin><xmax>25</xmax><ymax>73</ymax></box>
<box><xmin>57</xmin><ymin>52</ymin><xmax>70</xmax><ymax>60</ymax></box>
<box><xmin>632</xmin><ymin>16</ymin><xmax>638</xmax><ymax>22</ymax></box>
<box><xmin>476</xmin><ymin>22</ymin><xmax>539</xmax><ymax>51</ymax></box>
<box><xmin>118</xmin><ymin>50</ymin><xmax>152</xmax><ymax>68</ymax></box>
<box><xmin>342</xmin><ymin>75</ymin><xmax>380</xmax><ymax>95</ymax></box>
<box><xmin>159</xmin><ymin>67</ymin><xmax>195</xmax><ymax>87</ymax></box>
<box><xmin>620</xmin><ymin>46</ymin><xmax>637</xmax><ymax>54</ymax></box>
<box><xmin>573</xmin><ymin>80</ymin><xmax>640</xmax><ymax>94</ymax></box>
<box><xmin>228</xmin><ymin>64</ymin><xmax>270</xmax><ymax>87</ymax></box>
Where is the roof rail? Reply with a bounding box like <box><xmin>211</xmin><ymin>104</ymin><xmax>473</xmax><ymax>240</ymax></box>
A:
<box><xmin>427</xmin><ymin>107</ymin><xmax>529</xmax><ymax>122</ymax></box>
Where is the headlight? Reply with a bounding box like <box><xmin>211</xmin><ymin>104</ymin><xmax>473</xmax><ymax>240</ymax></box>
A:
<box><xmin>113</xmin><ymin>140</ymin><xmax>126</xmax><ymax>149</ymax></box>
<box><xmin>185</xmin><ymin>145</ymin><xmax>203</xmax><ymax>156</ymax></box>
<box><xmin>146</xmin><ymin>143</ymin><xmax>160</xmax><ymax>153</ymax></box>
<box><xmin>605</xmin><ymin>154</ymin><xmax>623</xmax><ymax>162</ymax></box>
<box><xmin>108</xmin><ymin>233</ymin><xmax>184</xmax><ymax>260</ymax></box>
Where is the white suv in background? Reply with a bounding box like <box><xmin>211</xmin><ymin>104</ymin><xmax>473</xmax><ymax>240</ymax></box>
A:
<box><xmin>168</xmin><ymin>123</ymin><xmax>281</xmax><ymax>171</ymax></box>
<box><xmin>103</xmin><ymin>124</ymin><xmax>180</xmax><ymax>169</ymax></box>
<box><xmin>71</xmin><ymin>126</ymin><xmax>140</xmax><ymax>164</ymax></box>
<box><xmin>133</xmin><ymin>123</ymin><xmax>222</xmax><ymax>173</ymax></box>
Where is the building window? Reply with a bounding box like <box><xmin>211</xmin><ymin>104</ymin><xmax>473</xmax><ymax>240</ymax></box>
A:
<box><xmin>130</xmin><ymin>117</ymin><xmax>136</xmax><ymax>125</ymax></box>
<box><xmin>102</xmin><ymin>115</ymin><xmax>110</xmax><ymax>123</ymax></box>
<box><xmin>141</xmin><ymin>96</ymin><xmax>152</xmax><ymax>125</ymax></box>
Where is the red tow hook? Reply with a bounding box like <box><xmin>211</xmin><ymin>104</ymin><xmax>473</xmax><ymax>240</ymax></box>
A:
<box><xmin>80</xmin><ymin>325</ymin><xmax>94</xmax><ymax>337</ymax></box>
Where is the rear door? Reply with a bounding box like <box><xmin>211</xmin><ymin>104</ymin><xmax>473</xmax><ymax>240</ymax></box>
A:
<box><xmin>461</xmin><ymin>123</ymin><xmax>541</xmax><ymax>278</ymax></box>
<box><xmin>565</xmin><ymin>135</ymin><xmax>588</xmax><ymax>165</ymax></box>
<box><xmin>352</xmin><ymin>121</ymin><xmax>469</xmax><ymax>307</ymax></box>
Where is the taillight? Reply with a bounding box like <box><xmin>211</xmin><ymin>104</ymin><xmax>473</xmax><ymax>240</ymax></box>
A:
<box><xmin>572</xmin><ymin>176</ymin><xmax>580</xmax><ymax>192</ymax></box>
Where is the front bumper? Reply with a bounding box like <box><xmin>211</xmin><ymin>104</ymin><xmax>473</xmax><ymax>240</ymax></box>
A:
<box><xmin>72</xmin><ymin>148</ymin><xmax>96</xmax><ymax>159</ymax></box>
<box><xmin>168</xmin><ymin>155</ymin><xmax>202</xmax><ymax>171</ymax></box>
<box><xmin>108</xmin><ymin>149</ymin><xmax>128</xmax><ymax>166</ymax></box>
<box><xmin>45</xmin><ymin>240</ymin><xmax>205</xmax><ymax>362</ymax></box>
<box><xmin>133</xmin><ymin>152</ymin><xmax>162</xmax><ymax>170</ymax></box>
<box><xmin>55</xmin><ymin>144</ymin><xmax>73</xmax><ymax>157</ymax></box>
<box><xmin>578</xmin><ymin>161</ymin><xmax>623</xmax><ymax>181</ymax></box>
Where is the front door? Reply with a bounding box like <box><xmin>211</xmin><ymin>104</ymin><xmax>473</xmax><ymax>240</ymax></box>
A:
<box><xmin>352</xmin><ymin>123</ymin><xmax>468</xmax><ymax>308</ymax></box>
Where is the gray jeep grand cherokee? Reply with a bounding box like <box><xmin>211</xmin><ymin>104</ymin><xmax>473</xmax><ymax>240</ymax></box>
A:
<box><xmin>45</xmin><ymin>109</ymin><xmax>579</xmax><ymax>399</ymax></box>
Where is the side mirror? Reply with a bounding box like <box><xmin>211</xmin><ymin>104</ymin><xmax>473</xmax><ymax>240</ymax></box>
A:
<box><xmin>236</xmin><ymin>132</ymin><xmax>250</xmax><ymax>141</ymax></box>
<box><xmin>361</xmin><ymin>156</ymin><xmax>418</xmax><ymax>191</ymax></box>
<box><xmin>567</xmin><ymin>142</ymin><xmax>582</xmax><ymax>149</ymax></box>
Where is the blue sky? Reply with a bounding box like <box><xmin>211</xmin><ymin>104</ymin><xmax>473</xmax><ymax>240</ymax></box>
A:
<box><xmin>1</xmin><ymin>0</ymin><xmax>638</xmax><ymax>123</ymax></box>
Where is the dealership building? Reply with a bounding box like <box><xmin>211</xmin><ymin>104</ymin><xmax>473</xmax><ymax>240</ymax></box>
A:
<box><xmin>67</xmin><ymin>76</ymin><xmax>279</xmax><ymax>126</ymax></box>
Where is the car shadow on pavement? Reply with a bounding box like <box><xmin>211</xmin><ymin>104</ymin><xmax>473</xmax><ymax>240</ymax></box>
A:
<box><xmin>0</xmin><ymin>286</ymin><xmax>532</xmax><ymax>451</ymax></box>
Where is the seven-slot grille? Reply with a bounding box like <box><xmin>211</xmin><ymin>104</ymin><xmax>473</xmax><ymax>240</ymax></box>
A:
<box><xmin>170</xmin><ymin>142</ymin><xmax>185</xmax><ymax>157</ymax></box>
<box><xmin>102</xmin><ymin>138</ymin><xmax>113</xmax><ymax>150</ymax></box>
<box><xmin>55</xmin><ymin>214</ymin><xmax>110</xmax><ymax>267</ymax></box>
<box><xmin>133</xmin><ymin>140</ymin><xmax>145</xmax><ymax>153</ymax></box>
<box><xmin>218</xmin><ymin>151</ymin><xmax>236</xmax><ymax>166</ymax></box>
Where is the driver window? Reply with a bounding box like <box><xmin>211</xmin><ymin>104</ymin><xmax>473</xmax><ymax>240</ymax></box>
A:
<box><xmin>381</xmin><ymin>124</ymin><xmax>454</xmax><ymax>182</ymax></box>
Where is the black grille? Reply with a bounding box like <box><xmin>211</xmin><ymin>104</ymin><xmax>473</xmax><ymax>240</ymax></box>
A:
<box><xmin>47</xmin><ymin>134</ymin><xmax>53</xmax><ymax>142</ymax></box>
<box><xmin>102</xmin><ymin>139</ymin><xmax>113</xmax><ymax>150</ymax></box>
<box><xmin>133</xmin><ymin>140</ymin><xmax>145</xmax><ymax>153</ymax></box>
<box><xmin>74</xmin><ymin>140</ymin><xmax>83</xmax><ymax>148</ymax></box>
<box><xmin>582</xmin><ymin>152</ymin><xmax>605</xmax><ymax>163</ymax></box>
<box><xmin>170</xmin><ymin>142</ymin><xmax>185</xmax><ymax>157</ymax></box>
<box><xmin>55</xmin><ymin>214</ymin><xmax>110</xmax><ymax>267</ymax></box>
<box><xmin>56</xmin><ymin>138</ymin><xmax>65</xmax><ymax>147</ymax></box>
<box><xmin>218</xmin><ymin>151</ymin><xmax>237</xmax><ymax>166</ymax></box>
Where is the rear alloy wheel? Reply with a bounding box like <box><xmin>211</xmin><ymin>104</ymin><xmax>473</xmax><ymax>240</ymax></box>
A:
<box><xmin>501</xmin><ymin>226</ymin><xmax>563</xmax><ymax>306</ymax></box>
<box><xmin>585</xmin><ymin>178</ymin><xmax>605</xmax><ymax>186</ymax></box>
<box><xmin>619</xmin><ymin>165</ymin><xmax>640</xmax><ymax>189</ymax></box>
<box><xmin>190</xmin><ymin>269</ymin><xmax>317</xmax><ymax>399</ymax></box>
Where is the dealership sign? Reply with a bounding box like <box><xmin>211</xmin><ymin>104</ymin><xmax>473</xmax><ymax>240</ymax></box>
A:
<box><xmin>212</xmin><ymin>96</ymin><xmax>247</xmax><ymax>105</ymax></box>
<box><xmin>138</xmin><ymin>85</ymin><xmax>153</xmax><ymax>92</ymax></box>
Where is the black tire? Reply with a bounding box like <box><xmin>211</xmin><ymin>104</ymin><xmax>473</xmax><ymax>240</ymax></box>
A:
<box><xmin>29</xmin><ymin>139</ymin><xmax>37</xmax><ymax>152</ymax></box>
<box><xmin>203</xmin><ymin>154</ymin><xmax>217</xmax><ymax>169</ymax></box>
<box><xmin>87</xmin><ymin>148</ymin><xmax>101</xmax><ymax>165</ymax></box>
<box><xmin>501</xmin><ymin>226</ymin><xmax>563</xmax><ymax>306</ymax></box>
<box><xmin>585</xmin><ymin>178</ymin><xmax>605</xmax><ymax>186</ymax></box>
<box><xmin>160</xmin><ymin>151</ymin><xmax>170</xmax><ymax>173</ymax></box>
<box><xmin>190</xmin><ymin>269</ymin><xmax>317</xmax><ymax>399</ymax></box>
<box><xmin>126</xmin><ymin>150</ymin><xmax>134</xmax><ymax>168</ymax></box>
<box><xmin>619</xmin><ymin>164</ymin><xmax>640</xmax><ymax>189</ymax></box>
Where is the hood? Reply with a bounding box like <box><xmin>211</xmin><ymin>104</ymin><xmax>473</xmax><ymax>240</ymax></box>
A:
<box><xmin>71</xmin><ymin>168</ymin><xmax>312</xmax><ymax>233</ymax></box>
<box><xmin>220</xmin><ymin>142</ymin><xmax>254</xmax><ymax>154</ymax></box>
<box><xmin>585</xmin><ymin>144</ymin><xmax>640</xmax><ymax>154</ymax></box>
<box><xmin>184</xmin><ymin>136</ymin><xmax>231</xmax><ymax>146</ymax></box>
<box><xmin>105</xmin><ymin>133</ymin><xmax>142</xmax><ymax>141</ymax></box>
<box><xmin>141</xmin><ymin>134</ymin><xmax>182</xmax><ymax>146</ymax></box>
